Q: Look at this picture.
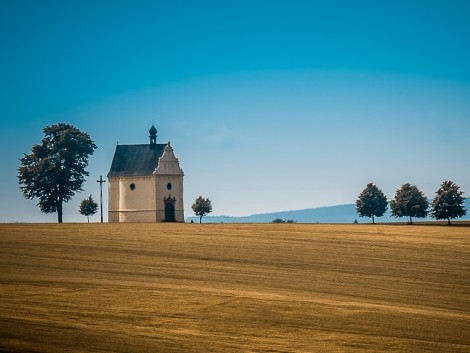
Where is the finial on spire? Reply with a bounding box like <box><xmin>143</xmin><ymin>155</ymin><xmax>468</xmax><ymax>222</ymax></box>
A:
<box><xmin>149</xmin><ymin>125</ymin><xmax>157</xmax><ymax>145</ymax></box>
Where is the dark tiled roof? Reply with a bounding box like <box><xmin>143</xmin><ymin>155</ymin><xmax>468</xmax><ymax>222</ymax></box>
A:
<box><xmin>108</xmin><ymin>144</ymin><xmax>166</xmax><ymax>177</ymax></box>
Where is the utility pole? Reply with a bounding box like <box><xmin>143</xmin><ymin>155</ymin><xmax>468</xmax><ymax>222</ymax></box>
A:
<box><xmin>96</xmin><ymin>175</ymin><xmax>106</xmax><ymax>223</ymax></box>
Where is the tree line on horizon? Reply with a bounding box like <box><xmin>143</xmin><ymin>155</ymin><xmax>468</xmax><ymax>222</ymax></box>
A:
<box><xmin>17</xmin><ymin>123</ymin><xmax>468</xmax><ymax>224</ymax></box>
<box><xmin>356</xmin><ymin>181</ymin><xmax>467</xmax><ymax>225</ymax></box>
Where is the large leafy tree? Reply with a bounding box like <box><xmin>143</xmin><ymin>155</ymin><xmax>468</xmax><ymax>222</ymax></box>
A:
<box><xmin>18</xmin><ymin>123</ymin><xmax>97</xmax><ymax>223</ymax></box>
<box><xmin>390</xmin><ymin>183</ymin><xmax>429</xmax><ymax>224</ymax></box>
<box><xmin>79</xmin><ymin>195</ymin><xmax>98</xmax><ymax>223</ymax></box>
<box><xmin>356</xmin><ymin>183</ymin><xmax>388</xmax><ymax>224</ymax></box>
<box><xmin>192</xmin><ymin>196</ymin><xmax>212</xmax><ymax>223</ymax></box>
<box><xmin>431</xmin><ymin>180</ymin><xmax>466</xmax><ymax>225</ymax></box>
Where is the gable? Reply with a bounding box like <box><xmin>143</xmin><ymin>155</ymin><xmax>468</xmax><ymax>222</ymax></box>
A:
<box><xmin>107</xmin><ymin>144</ymin><xmax>166</xmax><ymax>177</ymax></box>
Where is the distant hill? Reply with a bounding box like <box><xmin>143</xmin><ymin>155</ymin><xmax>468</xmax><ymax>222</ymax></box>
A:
<box><xmin>185</xmin><ymin>199</ymin><xmax>470</xmax><ymax>223</ymax></box>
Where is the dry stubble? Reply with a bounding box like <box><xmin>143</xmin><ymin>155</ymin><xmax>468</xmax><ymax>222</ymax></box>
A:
<box><xmin>0</xmin><ymin>223</ymin><xmax>469</xmax><ymax>352</ymax></box>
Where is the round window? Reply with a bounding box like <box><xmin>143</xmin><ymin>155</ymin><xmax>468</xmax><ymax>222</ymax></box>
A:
<box><xmin>167</xmin><ymin>182</ymin><xmax>172</xmax><ymax>190</ymax></box>
<box><xmin>130</xmin><ymin>183</ymin><xmax>136</xmax><ymax>191</ymax></box>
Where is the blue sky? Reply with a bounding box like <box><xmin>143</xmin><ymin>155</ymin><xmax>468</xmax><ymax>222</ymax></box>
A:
<box><xmin>1</xmin><ymin>0</ymin><xmax>469</xmax><ymax>222</ymax></box>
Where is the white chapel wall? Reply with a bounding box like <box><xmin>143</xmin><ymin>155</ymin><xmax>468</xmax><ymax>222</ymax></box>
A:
<box><xmin>108</xmin><ymin>178</ymin><xmax>120</xmax><ymax>223</ymax></box>
<box><xmin>115</xmin><ymin>177</ymin><xmax>157</xmax><ymax>222</ymax></box>
<box><xmin>154</xmin><ymin>143</ymin><xmax>184</xmax><ymax>222</ymax></box>
<box><xmin>155</xmin><ymin>174</ymin><xmax>184</xmax><ymax>222</ymax></box>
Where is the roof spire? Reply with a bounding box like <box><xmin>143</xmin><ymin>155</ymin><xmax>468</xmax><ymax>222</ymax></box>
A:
<box><xmin>149</xmin><ymin>125</ymin><xmax>157</xmax><ymax>145</ymax></box>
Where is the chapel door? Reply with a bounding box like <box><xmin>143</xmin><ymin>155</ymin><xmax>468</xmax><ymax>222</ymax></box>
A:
<box><xmin>164</xmin><ymin>201</ymin><xmax>175</xmax><ymax>222</ymax></box>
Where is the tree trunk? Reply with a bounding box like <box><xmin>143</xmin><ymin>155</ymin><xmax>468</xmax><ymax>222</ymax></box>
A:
<box><xmin>448</xmin><ymin>217</ymin><xmax>451</xmax><ymax>225</ymax></box>
<box><xmin>372</xmin><ymin>215</ymin><xmax>375</xmax><ymax>224</ymax></box>
<box><xmin>199</xmin><ymin>215</ymin><xmax>202</xmax><ymax>224</ymax></box>
<box><xmin>87</xmin><ymin>216</ymin><xmax>90</xmax><ymax>223</ymax></box>
<box><xmin>409</xmin><ymin>216</ymin><xmax>413</xmax><ymax>225</ymax></box>
<box><xmin>57</xmin><ymin>203</ymin><xmax>63</xmax><ymax>223</ymax></box>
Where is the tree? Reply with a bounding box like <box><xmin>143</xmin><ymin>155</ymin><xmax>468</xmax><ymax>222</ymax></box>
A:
<box><xmin>79</xmin><ymin>195</ymin><xmax>98</xmax><ymax>223</ymax></box>
<box><xmin>390</xmin><ymin>183</ymin><xmax>429</xmax><ymax>224</ymax></box>
<box><xmin>192</xmin><ymin>196</ymin><xmax>212</xmax><ymax>223</ymax></box>
<box><xmin>272</xmin><ymin>218</ymin><xmax>295</xmax><ymax>223</ymax></box>
<box><xmin>431</xmin><ymin>180</ymin><xmax>466</xmax><ymax>225</ymax></box>
<box><xmin>18</xmin><ymin>123</ymin><xmax>97</xmax><ymax>223</ymax></box>
<box><xmin>356</xmin><ymin>183</ymin><xmax>388</xmax><ymax>224</ymax></box>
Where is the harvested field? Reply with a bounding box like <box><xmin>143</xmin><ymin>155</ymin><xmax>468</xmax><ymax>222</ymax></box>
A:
<box><xmin>0</xmin><ymin>223</ymin><xmax>469</xmax><ymax>352</ymax></box>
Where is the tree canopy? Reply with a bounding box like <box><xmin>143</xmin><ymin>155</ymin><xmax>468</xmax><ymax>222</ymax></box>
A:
<box><xmin>18</xmin><ymin>123</ymin><xmax>97</xmax><ymax>223</ymax></box>
<box><xmin>356</xmin><ymin>183</ymin><xmax>388</xmax><ymax>224</ymax></box>
<box><xmin>390</xmin><ymin>183</ymin><xmax>429</xmax><ymax>224</ymax></box>
<box><xmin>192</xmin><ymin>196</ymin><xmax>212</xmax><ymax>223</ymax></box>
<box><xmin>79</xmin><ymin>195</ymin><xmax>98</xmax><ymax>223</ymax></box>
<box><xmin>431</xmin><ymin>180</ymin><xmax>466</xmax><ymax>225</ymax></box>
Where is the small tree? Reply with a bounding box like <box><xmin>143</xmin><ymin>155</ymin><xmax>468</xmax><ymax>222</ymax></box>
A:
<box><xmin>390</xmin><ymin>183</ymin><xmax>429</xmax><ymax>224</ymax></box>
<box><xmin>192</xmin><ymin>196</ymin><xmax>212</xmax><ymax>223</ymax></box>
<box><xmin>18</xmin><ymin>123</ymin><xmax>97</xmax><ymax>223</ymax></box>
<box><xmin>272</xmin><ymin>218</ymin><xmax>285</xmax><ymax>223</ymax></box>
<box><xmin>431</xmin><ymin>180</ymin><xmax>466</xmax><ymax>225</ymax></box>
<box><xmin>272</xmin><ymin>218</ymin><xmax>295</xmax><ymax>223</ymax></box>
<box><xmin>79</xmin><ymin>195</ymin><xmax>98</xmax><ymax>223</ymax></box>
<box><xmin>356</xmin><ymin>183</ymin><xmax>388</xmax><ymax>224</ymax></box>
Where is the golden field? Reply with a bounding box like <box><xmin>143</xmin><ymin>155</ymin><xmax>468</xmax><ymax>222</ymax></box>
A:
<box><xmin>0</xmin><ymin>223</ymin><xmax>469</xmax><ymax>353</ymax></box>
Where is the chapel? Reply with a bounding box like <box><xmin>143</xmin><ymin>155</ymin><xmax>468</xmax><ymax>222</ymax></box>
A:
<box><xmin>107</xmin><ymin>126</ymin><xmax>184</xmax><ymax>222</ymax></box>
